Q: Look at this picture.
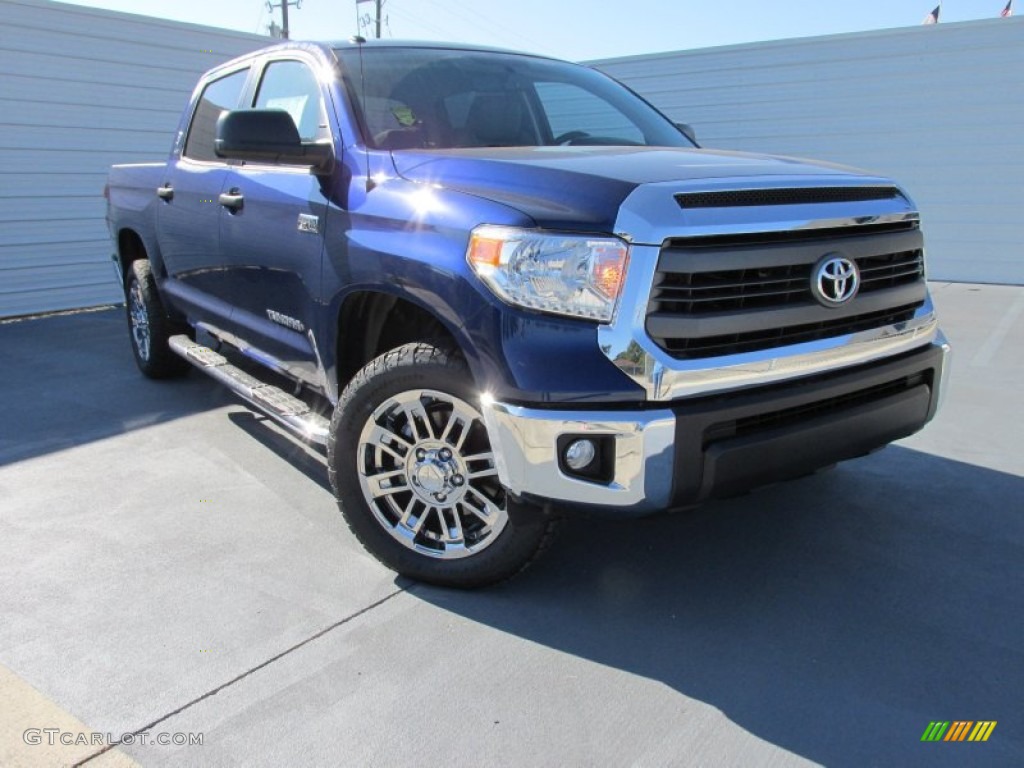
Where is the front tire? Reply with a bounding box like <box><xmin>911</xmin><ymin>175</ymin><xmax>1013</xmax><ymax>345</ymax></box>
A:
<box><xmin>328</xmin><ymin>343</ymin><xmax>556</xmax><ymax>588</ymax></box>
<box><xmin>125</xmin><ymin>259</ymin><xmax>190</xmax><ymax>379</ymax></box>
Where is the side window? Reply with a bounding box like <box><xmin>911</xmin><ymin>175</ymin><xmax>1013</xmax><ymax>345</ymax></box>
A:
<box><xmin>253</xmin><ymin>60</ymin><xmax>327</xmax><ymax>142</ymax></box>
<box><xmin>534</xmin><ymin>81</ymin><xmax>644</xmax><ymax>144</ymax></box>
<box><xmin>183</xmin><ymin>69</ymin><xmax>249</xmax><ymax>162</ymax></box>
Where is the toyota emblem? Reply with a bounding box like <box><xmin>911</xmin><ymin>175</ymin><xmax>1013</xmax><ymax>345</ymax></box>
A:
<box><xmin>812</xmin><ymin>254</ymin><xmax>860</xmax><ymax>306</ymax></box>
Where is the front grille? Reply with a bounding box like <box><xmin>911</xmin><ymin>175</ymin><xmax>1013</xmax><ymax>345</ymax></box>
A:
<box><xmin>675</xmin><ymin>186</ymin><xmax>903</xmax><ymax>209</ymax></box>
<box><xmin>646</xmin><ymin>217</ymin><xmax>927</xmax><ymax>361</ymax></box>
<box><xmin>652</xmin><ymin>249</ymin><xmax>923</xmax><ymax>315</ymax></box>
<box><xmin>858</xmin><ymin>250</ymin><xmax>925</xmax><ymax>291</ymax></box>
<box><xmin>658</xmin><ymin>304</ymin><xmax>922</xmax><ymax>359</ymax></box>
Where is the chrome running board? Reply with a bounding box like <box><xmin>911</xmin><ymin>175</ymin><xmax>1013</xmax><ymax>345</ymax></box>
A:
<box><xmin>169</xmin><ymin>335</ymin><xmax>330</xmax><ymax>445</ymax></box>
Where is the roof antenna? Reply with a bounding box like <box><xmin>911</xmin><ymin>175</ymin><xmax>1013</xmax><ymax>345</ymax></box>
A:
<box><xmin>350</xmin><ymin>36</ymin><xmax>375</xmax><ymax>192</ymax></box>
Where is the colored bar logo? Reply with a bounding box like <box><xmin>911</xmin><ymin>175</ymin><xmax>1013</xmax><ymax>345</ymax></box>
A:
<box><xmin>921</xmin><ymin>721</ymin><xmax>997</xmax><ymax>742</ymax></box>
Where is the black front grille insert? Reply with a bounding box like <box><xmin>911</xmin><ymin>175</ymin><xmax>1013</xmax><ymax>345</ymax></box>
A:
<box><xmin>651</xmin><ymin>249</ymin><xmax>923</xmax><ymax>315</ymax></box>
<box><xmin>703</xmin><ymin>371</ymin><xmax>931</xmax><ymax>446</ymax></box>
<box><xmin>675</xmin><ymin>186</ymin><xmax>903</xmax><ymax>209</ymax></box>
<box><xmin>656</xmin><ymin>303</ymin><xmax>922</xmax><ymax>359</ymax></box>
<box><xmin>646</xmin><ymin>221</ymin><xmax>927</xmax><ymax>360</ymax></box>
<box><xmin>859</xmin><ymin>250</ymin><xmax>925</xmax><ymax>291</ymax></box>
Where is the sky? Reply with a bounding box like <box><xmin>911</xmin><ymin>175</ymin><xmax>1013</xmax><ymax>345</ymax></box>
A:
<box><xmin>58</xmin><ymin>0</ymin><xmax>1016</xmax><ymax>61</ymax></box>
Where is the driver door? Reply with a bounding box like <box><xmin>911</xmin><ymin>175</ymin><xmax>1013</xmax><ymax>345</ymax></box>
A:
<box><xmin>217</xmin><ymin>57</ymin><xmax>334</xmax><ymax>386</ymax></box>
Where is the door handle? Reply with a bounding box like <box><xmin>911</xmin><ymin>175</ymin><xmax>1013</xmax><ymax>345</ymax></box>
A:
<box><xmin>156</xmin><ymin>185</ymin><xmax>174</xmax><ymax>201</ymax></box>
<box><xmin>219</xmin><ymin>190</ymin><xmax>244</xmax><ymax>211</ymax></box>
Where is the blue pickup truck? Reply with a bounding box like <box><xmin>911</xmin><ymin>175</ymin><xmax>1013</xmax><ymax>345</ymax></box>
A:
<box><xmin>106</xmin><ymin>39</ymin><xmax>949</xmax><ymax>587</ymax></box>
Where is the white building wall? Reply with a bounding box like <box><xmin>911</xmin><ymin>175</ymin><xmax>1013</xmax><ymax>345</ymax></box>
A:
<box><xmin>594</xmin><ymin>17</ymin><xmax>1024</xmax><ymax>285</ymax></box>
<box><xmin>0</xmin><ymin>0</ymin><xmax>266</xmax><ymax>317</ymax></box>
<box><xmin>1</xmin><ymin>8</ymin><xmax>1020</xmax><ymax>318</ymax></box>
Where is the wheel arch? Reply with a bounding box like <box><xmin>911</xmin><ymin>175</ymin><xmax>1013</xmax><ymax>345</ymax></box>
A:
<box><xmin>332</xmin><ymin>289</ymin><xmax>469</xmax><ymax>397</ymax></box>
<box><xmin>116</xmin><ymin>228</ymin><xmax>148</xmax><ymax>288</ymax></box>
<box><xmin>116</xmin><ymin>227</ymin><xmax>171</xmax><ymax>284</ymax></box>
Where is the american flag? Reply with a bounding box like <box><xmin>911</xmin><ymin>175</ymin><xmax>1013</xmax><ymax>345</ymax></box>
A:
<box><xmin>923</xmin><ymin>5</ymin><xmax>940</xmax><ymax>24</ymax></box>
<box><xmin>1001</xmin><ymin>1</ymin><xmax>1013</xmax><ymax>17</ymax></box>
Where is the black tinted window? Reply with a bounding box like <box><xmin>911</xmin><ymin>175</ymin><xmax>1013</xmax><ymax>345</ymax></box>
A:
<box><xmin>535</xmin><ymin>82</ymin><xmax>644</xmax><ymax>145</ymax></box>
<box><xmin>253</xmin><ymin>60</ymin><xmax>326</xmax><ymax>142</ymax></box>
<box><xmin>335</xmin><ymin>47</ymin><xmax>692</xmax><ymax>150</ymax></box>
<box><xmin>184</xmin><ymin>69</ymin><xmax>248</xmax><ymax>162</ymax></box>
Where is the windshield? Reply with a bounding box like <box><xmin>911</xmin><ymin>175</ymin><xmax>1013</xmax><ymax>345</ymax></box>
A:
<box><xmin>334</xmin><ymin>47</ymin><xmax>694</xmax><ymax>151</ymax></box>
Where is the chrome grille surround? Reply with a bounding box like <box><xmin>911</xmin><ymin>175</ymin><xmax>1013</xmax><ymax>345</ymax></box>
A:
<box><xmin>600</xmin><ymin>175</ymin><xmax>939</xmax><ymax>402</ymax></box>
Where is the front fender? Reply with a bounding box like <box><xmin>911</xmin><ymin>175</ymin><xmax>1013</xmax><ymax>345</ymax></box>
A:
<box><xmin>320</xmin><ymin>176</ymin><xmax>645</xmax><ymax>405</ymax></box>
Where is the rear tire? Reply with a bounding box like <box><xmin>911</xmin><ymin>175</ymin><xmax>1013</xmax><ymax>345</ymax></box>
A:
<box><xmin>125</xmin><ymin>259</ymin><xmax>190</xmax><ymax>379</ymax></box>
<box><xmin>328</xmin><ymin>342</ymin><xmax>557</xmax><ymax>588</ymax></box>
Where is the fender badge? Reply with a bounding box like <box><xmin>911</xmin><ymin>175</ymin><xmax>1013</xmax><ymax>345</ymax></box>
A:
<box><xmin>266</xmin><ymin>309</ymin><xmax>305</xmax><ymax>333</ymax></box>
<box><xmin>297</xmin><ymin>214</ymin><xmax>320</xmax><ymax>234</ymax></box>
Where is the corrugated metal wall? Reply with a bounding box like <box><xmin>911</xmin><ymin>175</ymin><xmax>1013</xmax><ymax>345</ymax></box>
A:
<box><xmin>0</xmin><ymin>0</ymin><xmax>266</xmax><ymax>317</ymax></box>
<box><xmin>594</xmin><ymin>17</ymin><xmax>1024</xmax><ymax>284</ymax></box>
<box><xmin>1</xmin><ymin>8</ymin><xmax>1021</xmax><ymax>317</ymax></box>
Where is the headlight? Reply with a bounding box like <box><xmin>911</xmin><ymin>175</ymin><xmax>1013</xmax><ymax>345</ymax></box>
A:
<box><xmin>466</xmin><ymin>226</ymin><xmax>630</xmax><ymax>322</ymax></box>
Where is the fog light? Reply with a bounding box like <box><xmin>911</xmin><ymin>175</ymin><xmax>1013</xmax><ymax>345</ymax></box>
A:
<box><xmin>564</xmin><ymin>439</ymin><xmax>596</xmax><ymax>471</ymax></box>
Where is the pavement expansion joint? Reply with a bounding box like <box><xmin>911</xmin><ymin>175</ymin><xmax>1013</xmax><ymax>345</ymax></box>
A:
<box><xmin>74</xmin><ymin>587</ymin><xmax>407</xmax><ymax>766</ymax></box>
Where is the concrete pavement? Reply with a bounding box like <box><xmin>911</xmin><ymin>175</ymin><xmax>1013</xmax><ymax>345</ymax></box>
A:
<box><xmin>0</xmin><ymin>284</ymin><xmax>1021</xmax><ymax>767</ymax></box>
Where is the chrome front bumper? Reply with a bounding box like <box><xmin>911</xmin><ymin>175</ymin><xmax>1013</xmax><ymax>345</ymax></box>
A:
<box><xmin>480</xmin><ymin>398</ymin><xmax>676</xmax><ymax>514</ymax></box>
<box><xmin>481</xmin><ymin>339</ymin><xmax>950</xmax><ymax>515</ymax></box>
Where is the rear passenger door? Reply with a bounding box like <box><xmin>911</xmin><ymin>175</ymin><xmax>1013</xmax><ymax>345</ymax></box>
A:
<box><xmin>217</xmin><ymin>57</ymin><xmax>332</xmax><ymax>386</ymax></box>
<box><xmin>156</xmin><ymin>66</ymin><xmax>249</xmax><ymax>325</ymax></box>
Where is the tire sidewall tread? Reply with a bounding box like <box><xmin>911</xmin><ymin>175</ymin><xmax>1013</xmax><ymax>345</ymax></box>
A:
<box><xmin>327</xmin><ymin>342</ymin><xmax>556</xmax><ymax>588</ymax></box>
<box><xmin>125</xmin><ymin>259</ymin><xmax>190</xmax><ymax>379</ymax></box>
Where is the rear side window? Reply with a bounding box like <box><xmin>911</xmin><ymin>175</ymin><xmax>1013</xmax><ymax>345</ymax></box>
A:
<box><xmin>253</xmin><ymin>60</ymin><xmax>327</xmax><ymax>142</ymax></box>
<box><xmin>184</xmin><ymin>69</ymin><xmax>249</xmax><ymax>162</ymax></box>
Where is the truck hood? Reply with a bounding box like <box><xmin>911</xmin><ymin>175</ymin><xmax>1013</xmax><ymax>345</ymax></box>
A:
<box><xmin>390</xmin><ymin>146</ymin><xmax>873</xmax><ymax>231</ymax></box>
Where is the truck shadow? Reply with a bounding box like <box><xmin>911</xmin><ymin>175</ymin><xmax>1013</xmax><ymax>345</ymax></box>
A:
<box><xmin>409</xmin><ymin>446</ymin><xmax>1024</xmax><ymax>767</ymax></box>
<box><xmin>0</xmin><ymin>309</ymin><xmax>232</xmax><ymax>466</ymax></box>
<box><xmin>227</xmin><ymin>410</ymin><xmax>332</xmax><ymax>493</ymax></box>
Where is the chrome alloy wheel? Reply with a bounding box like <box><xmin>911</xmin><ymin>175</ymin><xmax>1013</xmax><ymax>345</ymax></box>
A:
<box><xmin>357</xmin><ymin>389</ymin><xmax>508</xmax><ymax>559</ymax></box>
<box><xmin>128</xmin><ymin>279</ymin><xmax>151</xmax><ymax>361</ymax></box>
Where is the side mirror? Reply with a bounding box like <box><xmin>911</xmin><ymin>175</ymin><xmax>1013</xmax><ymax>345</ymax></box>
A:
<box><xmin>676</xmin><ymin>122</ymin><xmax>698</xmax><ymax>145</ymax></box>
<box><xmin>215</xmin><ymin>109</ymin><xmax>333</xmax><ymax>172</ymax></box>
